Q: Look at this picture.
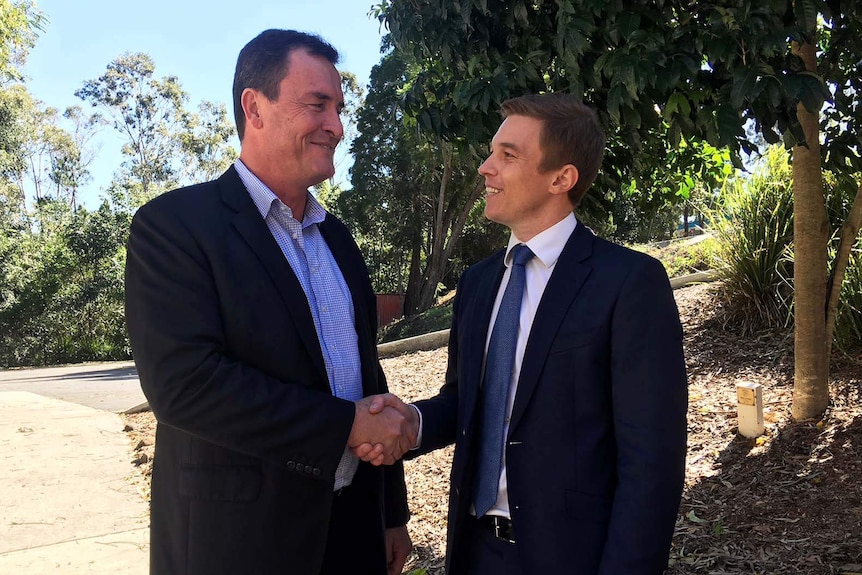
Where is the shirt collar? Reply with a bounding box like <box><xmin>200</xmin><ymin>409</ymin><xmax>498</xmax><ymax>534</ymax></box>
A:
<box><xmin>505</xmin><ymin>212</ymin><xmax>577</xmax><ymax>268</ymax></box>
<box><xmin>234</xmin><ymin>159</ymin><xmax>326</xmax><ymax>227</ymax></box>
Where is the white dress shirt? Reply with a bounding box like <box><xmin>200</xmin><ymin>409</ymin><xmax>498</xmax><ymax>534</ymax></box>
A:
<box><xmin>482</xmin><ymin>212</ymin><xmax>578</xmax><ymax>517</ymax></box>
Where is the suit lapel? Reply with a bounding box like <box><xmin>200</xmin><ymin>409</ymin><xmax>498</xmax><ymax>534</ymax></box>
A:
<box><xmin>218</xmin><ymin>168</ymin><xmax>328</xmax><ymax>383</ymax></box>
<box><xmin>461</xmin><ymin>253</ymin><xmax>506</xmax><ymax>426</ymax></box>
<box><xmin>509</xmin><ymin>224</ymin><xmax>594</xmax><ymax>430</ymax></box>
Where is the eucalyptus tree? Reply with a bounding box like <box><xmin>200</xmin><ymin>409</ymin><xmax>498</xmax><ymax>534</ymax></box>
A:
<box><xmin>76</xmin><ymin>52</ymin><xmax>237</xmax><ymax>208</ymax></box>
<box><xmin>378</xmin><ymin>0</ymin><xmax>862</xmax><ymax>420</ymax></box>
<box><xmin>76</xmin><ymin>52</ymin><xmax>186</xmax><ymax>203</ymax></box>
<box><xmin>52</xmin><ymin>105</ymin><xmax>104</xmax><ymax>210</ymax></box>
<box><xmin>0</xmin><ymin>0</ymin><xmax>44</xmax><ymax>228</ymax></box>
<box><xmin>176</xmin><ymin>100</ymin><xmax>237</xmax><ymax>183</ymax></box>
<box><xmin>0</xmin><ymin>0</ymin><xmax>44</xmax><ymax>83</ymax></box>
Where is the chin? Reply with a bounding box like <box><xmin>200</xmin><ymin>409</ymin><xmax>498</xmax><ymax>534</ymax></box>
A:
<box><xmin>483</xmin><ymin>208</ymin><xmax>504</xmax><ymax>225</ymax></box>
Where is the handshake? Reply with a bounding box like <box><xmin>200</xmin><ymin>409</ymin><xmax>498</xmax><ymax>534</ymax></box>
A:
<box><xmin>348</xmin><ymin>394</ymin><xmax>419</xmax><ymax>466</ymax></box>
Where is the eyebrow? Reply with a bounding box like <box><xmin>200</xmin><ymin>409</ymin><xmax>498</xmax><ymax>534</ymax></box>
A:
<box><xmin>310</xmin><ymin>91</ymin><xmax>333</xmax><ymax>101</ymax></box>
<box><xmin>308</xmin><ymin>91</ymin><xmax>345</xmax><ymax>110</ymax></box>
<box><xmin>492</xmin><ymin>141</ymin><xmax>521</xmax><ymax>154</ymax></box>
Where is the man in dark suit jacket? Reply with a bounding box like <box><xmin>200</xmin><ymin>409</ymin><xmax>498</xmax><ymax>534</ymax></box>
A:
<box><xmin>360</xmin><ymin>93</ymin><xmax>687</xmax><ymax>574</ymax></box>
<box><xmin>125</xmin><ymin>30</ymin><xmax>414</xmax><ymax>575</ymax></box>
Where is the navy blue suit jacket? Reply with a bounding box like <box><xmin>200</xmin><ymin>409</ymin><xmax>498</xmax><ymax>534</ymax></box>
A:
<box><xmin>414</xmin><ymin>222</ymin><xmax>687</xmax><ymax>574</ymax></box>
<box><xmin>125</xmin><ymin>167</ymin><xmax>408</xmax><ymax>575</ymax></box>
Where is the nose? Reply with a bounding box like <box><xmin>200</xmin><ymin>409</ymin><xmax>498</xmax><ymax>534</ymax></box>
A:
<box><xmin>323</xmin><ymin>109</ymin><xmax>344</xmax><ymax>141</ymax></box>
<box><xmin>478</xmin><ymin>155</ymin><xmax>494</xmax><ymax>176</ymax></box>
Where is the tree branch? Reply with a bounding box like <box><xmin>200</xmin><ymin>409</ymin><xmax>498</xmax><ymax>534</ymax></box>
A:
<box><xmin>825</xmin><ymin>182</ymin><xmax>862</xmax><ymax>355</ymax></box>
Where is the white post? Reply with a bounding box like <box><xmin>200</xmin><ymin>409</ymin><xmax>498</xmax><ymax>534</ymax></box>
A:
<box><xmin>736</xmin><ymin>381</ymin><xmax>765</xmax><ymax>438</ymax></box>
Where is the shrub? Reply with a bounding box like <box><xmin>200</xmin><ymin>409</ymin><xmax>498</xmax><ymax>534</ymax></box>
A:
<box><xmin>709</xmin><ymin>147</ymin><xmax>795</xmax><ymax>333</ymax></box>
<box><xmin>636</xmin><ymin>235</ymin><xmax>719</xmax><ymax>279</ymax></box>
<box><xmin>833</xmin><ymin>242</ymin><xmax>862</xmax><ymax>355</ymax></box>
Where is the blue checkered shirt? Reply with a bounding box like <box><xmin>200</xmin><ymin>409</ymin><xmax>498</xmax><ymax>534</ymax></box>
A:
<box><xmin>235</xmin><ymin>160</ymin><xmax>362</xmax><ymax>490</ymax></box>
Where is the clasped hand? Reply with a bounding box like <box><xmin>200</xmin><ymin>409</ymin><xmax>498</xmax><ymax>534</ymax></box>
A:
<box><xmin>349</xmin><ymin>393</ymin><xmax>418</xmax><ymax>466</ymax></box>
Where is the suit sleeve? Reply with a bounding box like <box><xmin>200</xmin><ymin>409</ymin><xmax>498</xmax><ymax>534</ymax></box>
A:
<box><xmin>407</xmin><ymin>271</ymin><xmax>465</xmax><ymax>456</ymax></box>
<box><xmin>124</xmin><ymin>198</ymin><xmax>355</xmax><ymax>482</ymax></box>
<box><xmin>599</xmin><ymin>256</ymin><xmax>688</xmax><ymax>574</ymax></box>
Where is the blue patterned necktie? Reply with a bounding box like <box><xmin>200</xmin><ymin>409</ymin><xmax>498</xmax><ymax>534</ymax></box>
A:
<box><xmin>474</xmin><ymin>243</ymin><xmax>535</xmax><ymax>517</ymax></box>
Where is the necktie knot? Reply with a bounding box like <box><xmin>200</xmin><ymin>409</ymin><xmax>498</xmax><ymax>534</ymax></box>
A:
<box><xmin>511</xmin><ymin>244</ymin><xmax>534</xmax><ymax>268</ymax></box>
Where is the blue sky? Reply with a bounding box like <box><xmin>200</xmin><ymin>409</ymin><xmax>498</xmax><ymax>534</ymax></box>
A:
<box><xmin>23</xmin><ymin>0</ymin><xmax>388</xmax><ymax>208</ymax></box>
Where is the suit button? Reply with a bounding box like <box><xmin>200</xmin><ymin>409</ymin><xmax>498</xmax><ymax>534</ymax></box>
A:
<box><xmin>462</xmin><ymin>428</ymin><xmax>466</xmax><ymax>436</ymax></box>
<box><xmin>313</xmin><ymin>467</ymin><xmax>321</xmax><ymax>477</ymax></box>
<box><xmin>286</xmin><ymin>461</ymin><xmax>295</xmax><ymax>470</ymax></box>
<box><xmin>305</xmin><ymin>465</ymin><xmax>313</xmax><ymax>474</ymax></box>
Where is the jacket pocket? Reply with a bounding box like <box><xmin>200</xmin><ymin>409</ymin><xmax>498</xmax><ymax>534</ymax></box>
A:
<box><xmin>548</xmin><ymin>328</ymin><xmax>600</xmax><ymax>355</ymax></box>
<box><xmin>180</xmin><ymin>464</ymin><xmax>261</xmax><ymax>503</ymax></box>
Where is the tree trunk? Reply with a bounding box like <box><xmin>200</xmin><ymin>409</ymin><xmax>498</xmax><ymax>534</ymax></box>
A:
<box><xmin>683</xmin><ymin>203</ymin><xmax>690</xmax><ymax>236</ymax></box>
<box><xmin>403</xmin><ymin>218</ymin><xmax>424</xmax><ymax>316</ymax></box>
<box><xmin>825</xmin><ymin>183</ymin><xmax>862</xmax><ymax>355</ymax></box>
<box><xmin>790</xmin><ymin>38</ymin><xmax>830</xmax><ymax>421</ymax></box>
<box><xmin>412</xmin><ymin>176</ymin><xmax>486</xmax><ymax>315</ymax></box>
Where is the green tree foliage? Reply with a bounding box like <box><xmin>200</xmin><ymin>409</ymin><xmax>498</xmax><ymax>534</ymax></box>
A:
<box><xmin>340</xmin><ymin>51</ymin><xmax>501</xmax><ymax>314</ymax></box>
<box><xmin>377</xmin><ymin>1</ymin><xmax>834</xmax><ymax>165</ymax></box>
<box><xmin>76</xmin><ymin>52</ymin><xmax>237</xmax><ymax>209</ymax></box>
<box><xmin>378</xmin><ymin>0</ymin><xmax>862</xmax><ymax>419</ymax></box>
<box><xmin>76</xmin><ymin>52</ymin><xmax>184</xmax><ymax>204</ymax></box>
<box><xmin>0</xmin><ymin>85</ymin><xmax>102</xmax><ymax>228</ymax></box>
<box><xmin>0</xmin><ymin>84</ymin><xmax>29</xmax><ymax>225</ymax></box>
<box><xmin>333</xmin><ymin>71</ymin><xmax>365</xmax><ymax>187</ymax></box>
<box><xmin>0</xmin><ymin>0</ymin><xmax>44</xmax><ymax>227</ymax></box>
<box><xmin>49</xmin><ymin>105</ymin><xmax>104</xmax><ymax>210</ymax></box>
<box><xmin>0</xmin><ymin>0</ymin><xmax>44</xmax><ymax>84</ymax></box>
<box><xmin>0</xmin><ymin>200</ymin><xmax>131</xmax><ymax>366</ymax></box>
<box><xmin>176</xmin><ymin>100</ymin><xmax>237</xmax><ymax>183</ymax></box>
<box><xmin>0</xmin><ymin>16</ymin><xmax>238</xmax><ymax>367</ymax></box>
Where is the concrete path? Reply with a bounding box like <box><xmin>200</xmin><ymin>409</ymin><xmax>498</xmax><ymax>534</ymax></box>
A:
<box><xmin>0</xmin><ymin>364</ymin><xmax>149</xmax><ymax>574</ymax></box>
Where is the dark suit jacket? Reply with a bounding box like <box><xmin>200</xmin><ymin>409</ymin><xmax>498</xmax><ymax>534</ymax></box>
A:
<box><xmin>414</xmin><ymin>222</ymin><xmax>688</xmax><ymax>574</ymax></box>
<box><xmin>125</xmin><ymin>167</ymin><xmax>408</xmax><ymax>575</ymax></box>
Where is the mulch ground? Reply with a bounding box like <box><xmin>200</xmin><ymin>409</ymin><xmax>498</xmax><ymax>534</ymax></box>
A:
<box><xmin>123</xmin><ymin>282</ymin><xmax>862</xmax><ymax>574</ymax></box>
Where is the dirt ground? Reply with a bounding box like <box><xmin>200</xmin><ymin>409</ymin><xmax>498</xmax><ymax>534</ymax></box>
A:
<box><xmin>123</xmin><ymin>282</ymin><xmax>862</xmax><ymax>574</ymax></box>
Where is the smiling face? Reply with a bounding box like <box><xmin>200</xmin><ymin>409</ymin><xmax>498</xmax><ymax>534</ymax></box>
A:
<box><xmin>478</xmin><ymin>114</ymin><xmax>578</xmax><ymax>241</ymax></box>
<box><xmin>241</xmin><ymin>49</ymin><xmax>344</xmax><ymax>201</ymax></box>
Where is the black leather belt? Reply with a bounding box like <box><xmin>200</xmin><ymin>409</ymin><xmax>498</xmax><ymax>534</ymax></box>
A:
<box><xmin>478</xmin><ymin>514</ymin><xmax>515</xmax><ymax>543</ymax></box>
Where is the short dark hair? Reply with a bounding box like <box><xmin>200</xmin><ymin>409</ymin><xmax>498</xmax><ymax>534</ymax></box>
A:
<box><xmin>500</xmin><ymin>93</ymin><xmax>605</xmax><ymax>208</ymax></box>
<box><xmin>232</xmin><ymin>29</ymin><xmax>340</xmax><ymax>140</ymax></box>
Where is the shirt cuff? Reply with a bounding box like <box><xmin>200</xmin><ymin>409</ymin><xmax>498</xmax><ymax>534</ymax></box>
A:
<box><xmin>409</xmin><ymin>404</ymin><xmax>423</xmax><ymax>450</ymax></box>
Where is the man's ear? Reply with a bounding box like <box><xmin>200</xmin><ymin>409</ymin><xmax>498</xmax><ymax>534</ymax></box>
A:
<box><xmin>241</xmin><ymin>89</ymin><xmax>263</xmax><ymax>130</ymax></box>
<box><xmin>550</xmin><ymin>164</ymin><xmax>579</xmax><ymax>197</ymax></box>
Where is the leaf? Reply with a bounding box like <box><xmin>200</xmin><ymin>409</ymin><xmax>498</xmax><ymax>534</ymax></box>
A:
<box><xmin>715</xmin><ymin>104</ymin><xmax>741</xmax><ymax>147</ymax></box>
<box><xmin>514</xmin><ymin>2</ymin><xmax>529</xmax><ymax>26</ymax></box>
<box><xmin>608</xmin><ymin>84</ymin><xmax>623</xmax><ymax>126</ymax></box>
<box><xmin>730</xmin><ymin>66</ymin><xmax>759</xmax><ymax>109</ymax></box>
<box><xmin>794</xmin><ymin>71</ymin><xmax>831</xmax><ymax>114</ymax></box>
<box><xmin>664</xmin><ymin>92</ymin><xmax>691</xmax><ymax>120</ymax></box>
<box><xmin>794</xmin><ymin>0</ymin><xmax>819</xmax><ymax>35</ymax></box>
<box><xmin>617</xmin><ymin>12</ymin><xmax>642</xmax><ymax>41</ymax></box>
<box><xmin>687</xmin><ymin>510</ymin><xmax>707</xmax><ymax>523</ymax></box>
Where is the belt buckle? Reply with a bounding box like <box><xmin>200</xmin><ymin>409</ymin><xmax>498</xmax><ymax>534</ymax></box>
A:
<box><xmin>491</xmin><ymin>516</ymin><xmax>514</xmax><ymax>543</ymax></box>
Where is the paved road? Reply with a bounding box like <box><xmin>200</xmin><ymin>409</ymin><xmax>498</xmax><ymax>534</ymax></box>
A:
<box><xmin>0</xmin><ymin>361</ymin><xmax>146</xmax><ymax>413</ymax></box>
